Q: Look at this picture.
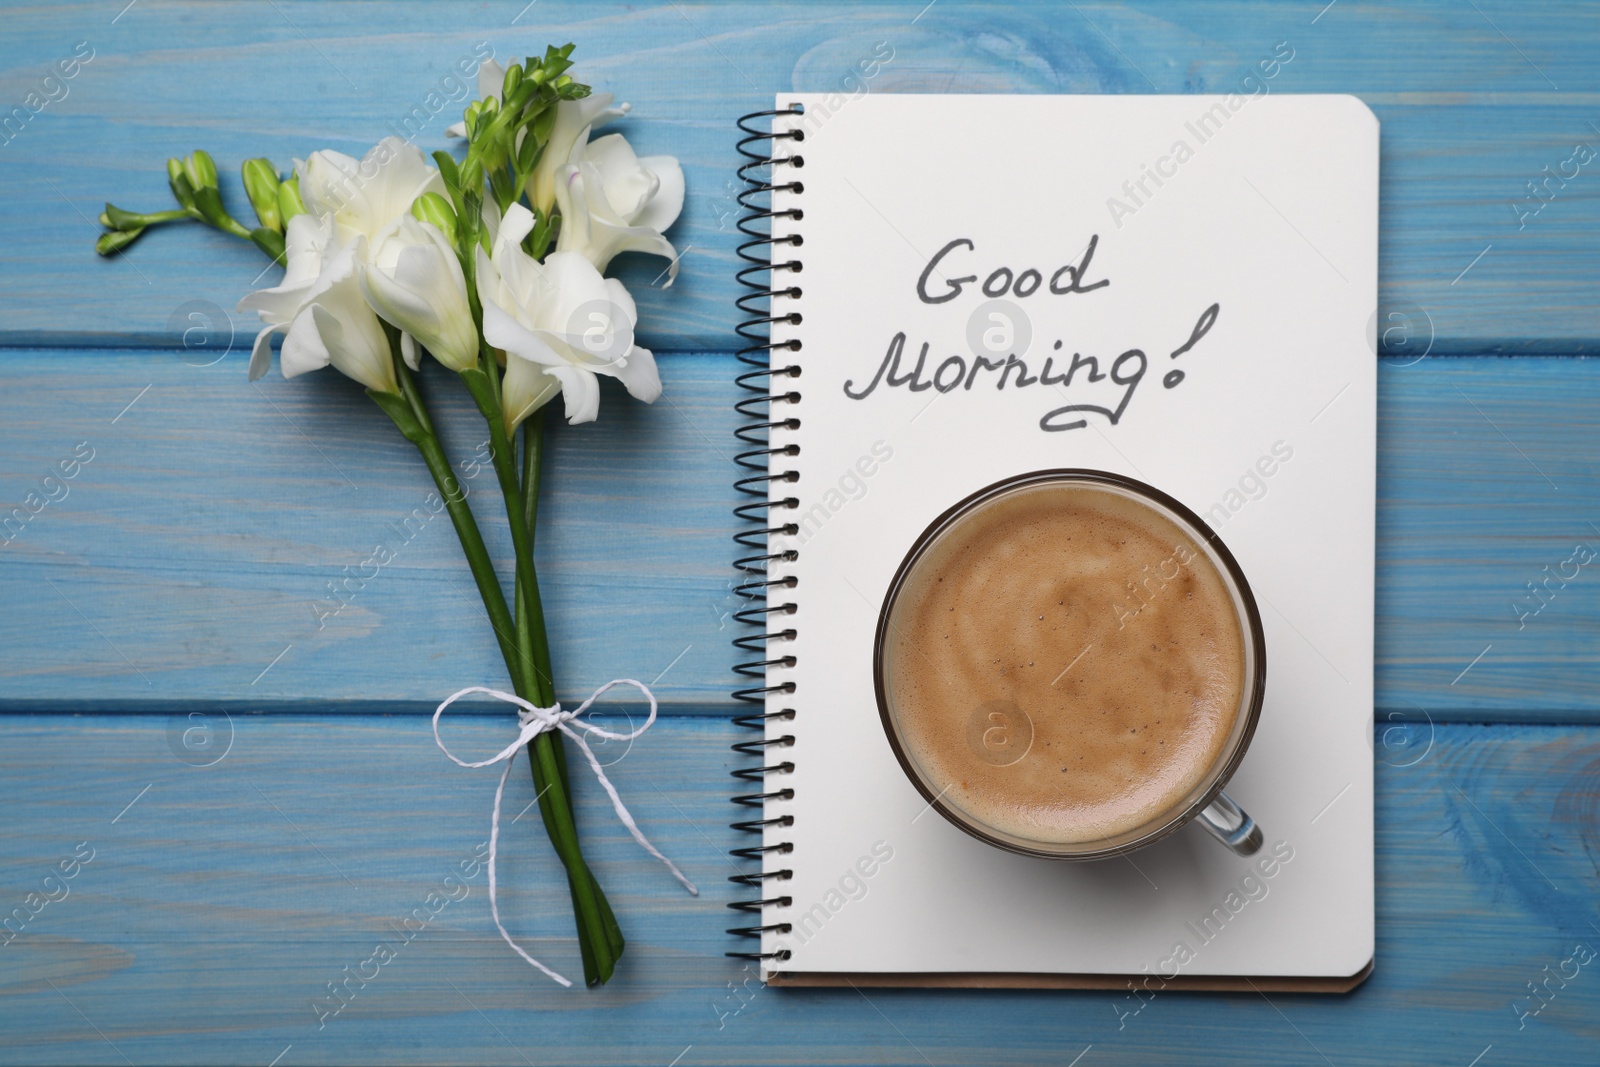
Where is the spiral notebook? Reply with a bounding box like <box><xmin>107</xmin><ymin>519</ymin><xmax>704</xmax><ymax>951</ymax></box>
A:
<box><xmin>729</xmin><ymin>94</ymin><xmax>1378</xmax><ymax>991</ymax></box>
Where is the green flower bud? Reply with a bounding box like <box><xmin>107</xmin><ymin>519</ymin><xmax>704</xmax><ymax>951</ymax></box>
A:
<box><xmin>96</xmin><ymin>227</ymin><xmax>144</xmax><ymax>255</ymax></box>
<box><xmin>241</xmin><ymin>158</ymin><xmax>282</xmax><ymax>232</ymax></box>
<box><xmin>167</xmin><ymin>158</ymin><xmax>198</xmax><ymax>212</ymax></box>
<box><xmin>250</xmin><ymin>226</ymin><xmax>287</xmax><ymax>265</ymax></box>
<box><xmin>183</xmin><ymin>150</ymin><xmax>219</xmax><ymax>192</ymax></box>
<box><xmin>187</xmin><ymin>174</ymin><xmax>253</xmax><ymax>240</ymax></box>
<box><xmin>502</xmin><ymin>62</ymin><xmax>524</xmax><ymax>101</ymax></box>
<box><xmin>277</xmin><ymin>175</ymin><xmax>306</xmax><ymax>223</ymax></box>
<box><xmin>99</xmin><ymin>203</ymin><xmax>147</xmax><ymax>231</ymax></box>
<box><xmin>431</xmin><ymin>150</ymin><xmax>461</xmax><ymax>193</ymax></box>
<box><xmin>410</xmin><ymin>192</ymin><xmax>458</xmax><ymax>241</ymax></box>
<box><xmin>515</xmin><ymin>124</ymin><xmax>540</xmax><ymax>172</ymax></box>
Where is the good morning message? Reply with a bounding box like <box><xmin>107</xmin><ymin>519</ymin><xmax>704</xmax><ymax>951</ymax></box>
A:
<box><xmin>843</xmin><ymin>235</ymin><xmax>1220</xmax><ymax>432</ymax></box>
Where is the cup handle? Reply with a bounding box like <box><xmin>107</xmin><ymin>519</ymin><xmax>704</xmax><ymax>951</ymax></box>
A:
<box><xmin>1195</xmin><ymin>790</ymin><xmax>1264</xmax><ymax>856</ymax></box>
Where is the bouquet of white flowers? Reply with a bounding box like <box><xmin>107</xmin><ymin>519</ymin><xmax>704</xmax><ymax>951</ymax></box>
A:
<box><xmin>94</xmin><ymin>44</ymin><xmax>691</xmax><ymax>988</ymax></box>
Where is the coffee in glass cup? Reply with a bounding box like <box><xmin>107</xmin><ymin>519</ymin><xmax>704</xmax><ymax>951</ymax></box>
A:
<box><xmin>875</xmin><ymin>469</ymin><xmax>1266</xmax><ymax>859</ymax></box>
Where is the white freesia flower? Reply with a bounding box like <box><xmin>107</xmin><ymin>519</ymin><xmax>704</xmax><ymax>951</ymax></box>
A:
<box><xmin>476</xmin><ymin>203</ymin><xmax>661</xmax><ymax>426</ymax></box>
<box><xmin>241</xmin><ymin>238</ymin><xmax>399</xmax><ymax>393</ymax></box>
<box><xmin>529</xmin><ymin>93</ymin><xmax>629</xmax><ymax>214</ymax></box>
<box><xmin>296</xmin><ymin>137</ymin><xmax>445</xmax><ymax>246</ymax></box>
<box><xmin>359</xmin><ymin>216</ymin><xmax>478</xmax><ymax>372</ymax></box>
<box><xmin>240</xmin><ymin>211</ymin><xmax>336</xmax><ymax>381</ymax></box>
<box><xmin>241</xmin><ymin>137</ymin><xmax>447</xmax><ymax>389</ymax></box>
<box><xmin>554</xmin><ymin>132</ymin><xmax>683</xmax><ymax>281</ymax></box>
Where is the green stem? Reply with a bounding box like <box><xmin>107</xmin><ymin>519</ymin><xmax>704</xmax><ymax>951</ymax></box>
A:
<box><xmin>447</xmin><ymin>175</ymin><xmax>623</xmax><ymax>983</ymax></box>
<box><xmin>519</xmin><ymin>412</ymin><xmax>558</xmax><ymax>691</ymax></box>
<box><xmin>460</xmin><ymin>356</ymin><xmax>619</xmax><ymax>986</ymax></box>
<box><xmin>132</xmin><ymin>208</ymin><xmax>190</xmax><ymax>226</ymax></box>
<box><xmin>370</xmin><ymin>366</ymin><xmax>520</xmax><ymax>680</ymax></box>
<box><xmin>527</xmin><ymin>212</ymin><xmax>556</xmax><ymax>261</ymax></box>
<box><xmin>522</xmin><ymin>414</ymin><xmax>625</xmax><ymax>961</ymax></box>
<box><xmin>375</xmin><ymin>347</ymin><xmax>617</xmax><ymax>986</ymax></box>
<box><xmin>516</xmin><ymin>411</ymin><xmax>562</xmax><ymax>785</ymax></box>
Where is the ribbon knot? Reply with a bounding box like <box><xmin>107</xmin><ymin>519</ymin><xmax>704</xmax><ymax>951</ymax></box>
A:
<box><xmin>433</xmin><ymin>679</ymin><xmax>697</xmax><ymax>987</ymax></box>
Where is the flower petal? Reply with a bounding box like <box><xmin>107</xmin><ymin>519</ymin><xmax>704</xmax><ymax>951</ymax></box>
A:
<box><xmin>582</xmin><ymin>134</ymin><xmax>658</xmax><ymax>221</ymax></box>
<box><xmin>554</xmin><ymin>164</ymin><xmax>679</xmax><ymax>277</ymax></box>
<box><xmin>247</xmin><ymin>324</ymin><xmax>282</xmax><ymax>381</ymax></box>
<box><xmin>477</xmin><ymin>58</ymin><xmax>506</xmax><ymax>102</ymax></box>
<box><xmin>296</xmin><ymin>149</ymin><xmax>362</xmax><ymax>219</ymax></box>
<box><xmin>597</xmin><ymin>224</ymin><xmax>679</xmax><ymax>279</ymax></box>
<box><xmin>530</xmin><ymin>92</ymin><xmax>627</xmax><ymax>213</ymax></box>
<box><xmin>362</xmin><ymin>138</ymin><xmax>445</xmax><ymax>234</ymax></box>
<box><xmin>497</xmin><ymin>202</ymin><xmax>537</xmax><ymax>250</ymax></box>
<box><xmin>237</xmin><ymin>213</ymin><xmax>336</xmax><ymax>313</ymax></box>
<box><xmin>501</xmin><ymin>351</ymin><xmax>563</xmax><ymax>429</ymax></box>
<box><xmin>634</xmin><ymin>155</ymin><xmax>685</xmax><ymax>234</ymax></box>
<box><xmin>550</xmin><ymin>363</ymin><xmax>601</xmax><ymax>424</ymax></box>
<box><xmin>310</xmin><ymin>299</ymin><xmax>396</xmax><ymax>394</ymax></box>
<box><xmin>611</xmin><ymin>343</ymin><xmax>662</xmax><ymax>404</ymax></box>
<box><xmin>280</xmin><ymin>307</ymin><xmax>331</xmax><ymax>379</ymax></box>
<box><xmin>362</xmin><ymin>218</ymin><xmax>478</xmax><ymax>372</ymax></box>
<box><xmin>604</xmin><ymin>278</ymin><xmax>640</xmax><ymax>327</ymax></box>
<box><xmin>480</xmin><ymin>292</ymin><xmax>567</xmax><ymax>369</ymax></box>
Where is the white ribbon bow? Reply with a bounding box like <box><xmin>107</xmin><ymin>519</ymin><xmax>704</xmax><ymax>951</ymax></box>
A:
<box><xmin>432</xmin><ymin>678</ymin><xmax>698</xmax><ymax>986</ymax></box>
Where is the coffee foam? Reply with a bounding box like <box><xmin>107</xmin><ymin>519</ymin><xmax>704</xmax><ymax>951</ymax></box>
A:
<box><xmin>885</xmin><ymin>482</ymin><xmax>1246</xmax><ymax>847</ymax></box>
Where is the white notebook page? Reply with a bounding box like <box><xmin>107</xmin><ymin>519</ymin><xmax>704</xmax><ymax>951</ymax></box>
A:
<box><xmin>758</xmin><ymin>93</ymin><xmax>1377</xmax><ymax>980</ymax></box>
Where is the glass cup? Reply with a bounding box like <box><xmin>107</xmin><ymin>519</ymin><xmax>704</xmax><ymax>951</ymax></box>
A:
<box><xmin>873</xmin><ymin>469</ymin><xmax>1267</xmax><ymax>860</ymax></box>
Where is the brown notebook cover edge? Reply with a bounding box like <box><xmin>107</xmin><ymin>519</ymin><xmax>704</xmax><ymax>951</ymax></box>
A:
<box><xmin>767</xmin><ymin>958</ymin><xmax>1373</xmax><ymax>993</ymax></box>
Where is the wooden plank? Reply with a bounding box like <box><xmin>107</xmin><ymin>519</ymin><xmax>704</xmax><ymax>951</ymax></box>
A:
<box><xmin>0</xmin><ymin>348</ymin><xmax>741</xmax><ymax>712</ymax></box>
<box><xmin>0</xmin><ymin>714</ymin><xmax>1596</xmax><ymax>1065</ymax></box>
<box><xmin>2</xmin><ymin>349</ymin><xmax>1599</xmax><ymax>717</ymax></box>
<box><xmin>1376</xmin><ymin>356</ymin><xmax>1600</xmax><ymax>717</ymax></box>
<box><xmin>5</xmin><ymin>1</ymin><xmax>1600</xmax><ymax>353</ymax></box>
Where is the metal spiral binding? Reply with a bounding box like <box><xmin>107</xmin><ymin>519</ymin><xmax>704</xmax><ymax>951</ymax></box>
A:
<box><xmin>727</xmin><ymin>104</ymin><xmax>805</xmax><ymax>964</ymax></box>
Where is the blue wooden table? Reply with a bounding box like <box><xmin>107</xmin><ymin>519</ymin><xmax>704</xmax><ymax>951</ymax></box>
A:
<box><xmin>4</xmin><ymin>2</ymin><xmax>1599</xmax><ymax>1063</ymax></box>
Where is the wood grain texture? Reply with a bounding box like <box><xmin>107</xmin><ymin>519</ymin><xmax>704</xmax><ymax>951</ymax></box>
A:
<box><xmin>3</xmin><ymin>3</ymin><xmax>1599</xmax><ymax>1063</ymax></box>
<box><xmin>4</xmin><ymin>1</ymin><xmax>1600</xmax><ymax>352</ymax></box>
<box><xmin>0</xmin><ymin>715</ymin><xmax>1596</xmax><ymax>1066</ymax></box>
<box><xmin>1</xmin><ymin>349</ymin><xmax>1598</xmax><ymax>717</ymax></box>
<box><xmin>0</xmin><ymin>347</ymin><xmax>742</xmax><ymax>712</ymax></box>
